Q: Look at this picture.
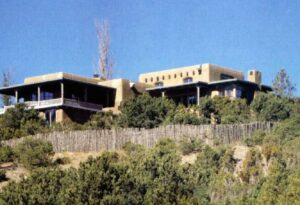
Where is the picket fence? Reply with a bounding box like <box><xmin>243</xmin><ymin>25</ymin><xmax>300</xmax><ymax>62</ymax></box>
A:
<box><xmin>4</xmin><ymin>122</ymin><xmax>276</xmax><ymax>152</ymax></box>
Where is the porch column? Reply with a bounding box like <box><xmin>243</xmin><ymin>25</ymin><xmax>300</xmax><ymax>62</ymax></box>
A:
<box><xmin>15</xmin><ymin>90</ymin><xmax>18</xmax><ymax>104</ymax></box>
<box><xmin>106</xmin><ymin>90</ymin><xmax>110</xmax><ymax>107</ymax></box>
<box><xmin>196</xmin><ymin>86</ymin><xmax>200</xmax><ymax>106</ymax></box>
<box><xmin>232</xmin><ymin>85</ymin><xmax>237</xmax><ymax>98</ymax></box>
<box><xmin>161</xmin><ymin>91</ymin><xmax>165</xmax><ymax>98</ymax></box>
<box><xmin>49</xmin><ymin>111</ymin><xmax>52</xmax><ymax>126</ymax></box>
<box><xmin>37</xmin><ymin>86</ymin><xmax>41</xmax><ymax>106</ymax></box>
<box><xmin>60</xmin><ymin>82</ymin><xmax>64</xmax><ymax>102</ymax></box>
<box><xmin>84</xmin><ymin>87</ymin><xmax>87</xmax><ymax>102</ymax></box>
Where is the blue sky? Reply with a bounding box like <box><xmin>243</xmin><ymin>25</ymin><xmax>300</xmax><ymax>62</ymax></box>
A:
<box><xmin>0</xmin><ymin>0</ymin><xmax>299</xmax><ymax>94</ymax></box>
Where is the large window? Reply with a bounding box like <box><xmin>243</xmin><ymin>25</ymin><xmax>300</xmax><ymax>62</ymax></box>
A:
<box><xmin>183</xmin><ymin>77</ymin><xmax>193</xmax><ymax>84</ymax></box>
<box><xmin>236</xmin><ymin>88</ymin><xmax>242</xmax><ymax>98</ymax></box>
<box><xmin>221</xmin><ymin>74</ymin><xmax>234</xmax><ymax>80</ymax></box>
<box><xmin>41</xmin><ymin>91</ymin><xmax>54</xmax><ymax>100</ymax></box>
<box><xmin>187</xmin><ymin>96</ymin><xmax>197</xmax><ymax>105</ymax></box>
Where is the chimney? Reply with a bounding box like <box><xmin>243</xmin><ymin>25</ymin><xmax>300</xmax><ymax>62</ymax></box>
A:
<box><xmin>248</xmin><ymin>70</ymin><xmax>262</xmax><ymax>85</ymax></box>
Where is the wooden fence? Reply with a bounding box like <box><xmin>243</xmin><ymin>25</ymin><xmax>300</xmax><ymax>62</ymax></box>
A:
<box><xmin>4</xmin><ymin>122</ymin><xmax>276</xmax><ymax>152</ymax></box>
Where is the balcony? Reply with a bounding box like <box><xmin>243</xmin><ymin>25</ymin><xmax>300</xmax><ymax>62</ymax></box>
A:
<box><xmin>0</xmin><ymin>98</ymin><xmax>103</xmax><ymax>114</ymax></box>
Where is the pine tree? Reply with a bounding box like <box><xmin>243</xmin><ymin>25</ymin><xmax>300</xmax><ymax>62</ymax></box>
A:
<box><xmin>272</xmin><ymin>69</ymin><xmax>296</xmax><ymax>98</ymax></box>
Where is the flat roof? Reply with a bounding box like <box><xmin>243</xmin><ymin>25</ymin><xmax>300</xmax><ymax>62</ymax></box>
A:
<box><xmin>0</xmin><ymin>77</ymin><xmax>115</xmax><ymax>96</ymax></box>
<box><xmin>139</xmin><ymin>63</ymin><xmax>244</xmax><ymax>76</ymax></box>
<box><xmin>146</xmin><ymin>79</ymin><xmax>272</xmax><ymax>91</ymax></box>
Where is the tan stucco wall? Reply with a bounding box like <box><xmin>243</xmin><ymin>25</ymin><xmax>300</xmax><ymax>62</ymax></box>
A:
<box><xmin>55</xmin><ymin>109</ymin><xmax>68</xmax><ymax>122</ymax></box>
<box><xmin>138</xmin><ymin>63</ymin><xmax>244</xmax><ymax>87</ymax></box>
<box><xmin>207</xmin><ymin>64</ymin><xmax>244</xmax><ymax>82</ymax></box>
<box><xmin>98</xmin><ymin>79</ymin><xmax>148</xmax><ymax>112</ymax></box>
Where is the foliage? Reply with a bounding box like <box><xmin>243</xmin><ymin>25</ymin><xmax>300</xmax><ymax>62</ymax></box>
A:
<box><xmin>84</xmin><ymin>111</ymin><xmax>116</xmax><ymax>129</ymax></box>
<box><xmin>239</xmin><ymin>148</ymin><xmax>262</xmax><ymax>184</ymax></box>
<box><xmin>118</xmin><ymin>93</ymin><xmax>176</xmax><ymax>128</ymax></box>
<box><xmin>14</xmin><ymin>138</ymin><xmax>54</xmax><ymax>170</ymax></box>
<box><xmin>243</xmin><ymin>130</ymin><xmax>266</xmax><ymax>146</ymax></box>
<box><xmin>179</xmin><ymin>138</ymin><xmax>203</xmax><ymax>155</ymax></box>
<box><xmin>1</xmin><ymin>117</ymin><xmax>300</xmax><ymax>204</ymax></box>
<box><xmin>211</xmin><ymin>96</ymin><xmax>250</xmax><ymax>124</ymax></box>
<box><xmin>0</xmin><ymin>144</ymin><xmax>14</xmax><ymax>163</ymax></box>
<box><xmin>250</xmin><ymin>92</ymin><xmax>291</xmax><ymax>121</ymax></box>
<box><xmin>0</xmin><ymin>104</ymin><xmax>45</xmax><ymax>140</ymax></box>
<box><xmin>1</xmin><ymin>69</ymin><xmax>12</xmax><ymax>106</ymax></box>
<box><xmin>0</xmin><ymin>170</ymin><xmax>6</xmax><ymax>182</ymax></box>
<box><xmin>49</xmin><ymin>119</ymin><xmax>84</xmax><ymax>132</ymax></box>
<box><xmin>168</xmin><ymin>105</ymin><xmax>210</xmax><ymax>125</ymax></box>
<box><xmin>272</xmin><ymin>68</ymin><xmax>296</xmax><ymax>98</ymax></box>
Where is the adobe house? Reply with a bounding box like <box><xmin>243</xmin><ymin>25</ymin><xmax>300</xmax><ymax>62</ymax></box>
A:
<box><xmin>0</xmin><ymin>63</ymin><xmax>271</xmax><ymax>124</ymax></box>
<box><xmin>139</xmin><ymin>64</ymin><xmax>272</xmax><ymax>106</ymax></box>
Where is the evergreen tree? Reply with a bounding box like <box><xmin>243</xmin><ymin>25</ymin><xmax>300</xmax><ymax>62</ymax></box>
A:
<box><xmin>272</xmin><ymin>69</ymin><xmax>296</xmax><ymax>98</ymax></box>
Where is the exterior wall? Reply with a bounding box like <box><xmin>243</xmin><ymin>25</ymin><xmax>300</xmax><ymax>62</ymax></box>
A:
<box><xmin>208</xmin><ymin>64</ymin><xmax>244</xmax><ymax>82</ymax></box>
<box><xmin>211</xmin><ymin>90</ymin><xmax>220</xmax><ymax>98</ymax></box>
<box><xmin>139</xmin><ymin>64</ymin><xmax>244</xmax><ymax>87</ymax></box>
<box><xmin>55</xmin><ymin>109</ymin><xmax>66</xmax><ymax>122</ymax></box>
<box><xmin>98</xmin><ymin>79</ymin><xmax>149</xmax><ymax>113</ymax></box>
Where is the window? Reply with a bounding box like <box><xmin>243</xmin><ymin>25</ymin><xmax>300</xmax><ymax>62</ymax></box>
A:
<box><xmin>155</xmin><ymin>82</ymin><xmax>164</xmax><ymax>87</ymax></box>
<box><xmin>162</xmin><ymin>76</ymin><xmax>165</xmax><ymax>80</ymax></box>
<box><xmin>250</xmin><ymin>71</ymin><xmax>253</xmax><ymax>75</ymax></box>
<box><xmin>236</xmin><ymin>89</ymin><xmax>242</xmax><ymax>98</ymax></box>
<box><xmin>192</xmin><ymin>71</ymin><xmax>195</xmax><ymax>75</ymax></box>
<box><xmin>31</xmin><ymin>93</ymin><xmax>37</xmax><ymax>101</ymax></box>
<box><xmin>225</xmin><ymin>89</ymin><xmax>232</xmax><ymax>97</ymax></box>
<box><xmin>220</xmin><ymin>74</ymin><xmax>234</xmax><ymax>80</ymax></box>
<box><xmin>156</xmin><ymin>76</ymin><xmax>159</xmax><ymax>81</ymax></box>
<box><xmin>187</xmin><ymin>96</ymin><xmax>197</xmax><ymax>105</ymax></box>
<box><xmin>174</xmin><ymin>74</ymin><xmax>177</xmax><ymax>78</ymax></box>
<box><xmin>180</xmin><ymin>73</ymin><xmax>183</xmax><ymax>77</ymax></box>
<box><xmin>145</xmin><ymin>78</ymin><xmax>148</xmax><ymax>83</ymax></box>
<box><xmin>198</xmin><ymin>69</ymin><xmax>202</xmax><ymax>75</ymax></box>
<box><xmin>41</xmin><ymin>91</ymin><xmax>54</xmax><ymax>100</ymax></box>
<box><xmin>183</xmin><ymin>77</ymin><xmax>193</xmax><ymax>84</ymax></box>
<box><xmin>168</xmin><ymin>75</ymin><xmax>171</xmax><ymax>79</ymax></box>
<box><xmin>150</xmin><ymin>77</ymin><xmax>153</xmax><ymax>82</ymax></box>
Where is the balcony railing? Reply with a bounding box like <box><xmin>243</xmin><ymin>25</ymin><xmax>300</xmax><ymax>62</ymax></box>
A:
<box><xmin>0</xmin><ymin>98</ymin><xmax>103</xmax><ymax>114</ymax></box>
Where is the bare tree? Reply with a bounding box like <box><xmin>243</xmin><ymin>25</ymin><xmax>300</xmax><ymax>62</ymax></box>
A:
<box><xmin>1</xmin><ymin>68</ymin><xmax>13</xmax><ymax>106</ymax></box>
<box><xmin>95</xmin><ymin>19</ymin><xmax>113</xmax><ymax>80</ymax></box>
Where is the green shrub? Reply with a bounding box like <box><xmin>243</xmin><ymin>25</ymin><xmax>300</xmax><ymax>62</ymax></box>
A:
<box><xmin>0</xmin><ymin>170</ymin><xmax>6</xmax><ymax>182</ymax></box>
<box><xmin>53</xmin><ymin>157</ymin><xmax>71</xmax><ymax>165</ymax></box>
<box><xmin>250</xmin><ymin>93</ymin><xmax>291</xmax><ymax>121</ymax></box>
<box><xmin>14</xmin><ymin>138</ymin><xmax>54</xmax><ymax>170</ymax></box>
<box><xmin>0</xmin><ymin>104</ymin><xmax>45</xmax><ymax>140</ymax></box>
<box><xmin>0</xmin><ymin>144</ymin><xmax>14</xmax><ymax>163</ymax></box>
<box><xmin>239</xmin><ymin>148</ymin><xmax>262</xmax><ymax>184</ymax></box>
<box><xmin>179</xmin><ymin>138</ymin><xmax>203</xmax><ymax>155</ymax></box>
<box><xmin>84</xmin><ymin>111</ymin><xmax>117</xmax><ymax>129</ymax></box>
<box><xmin>243</xmin><ymin>130</ymin><xmax>267</xmax><ymax>146</ymax></box>
<box><xmin>122</xmin><ymin>142</ymin><xmax>144</xmax><ymax>155</ymax></box>
<box><xmin>118</xmin><ymin>93</ymin><xmax>176</xmax><ymax>128</ymax></box>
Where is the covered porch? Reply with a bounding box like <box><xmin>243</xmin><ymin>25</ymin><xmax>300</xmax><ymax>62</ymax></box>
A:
<box><xmin>147</xmin><ymin>82</ymin><xmax>209</xmax><ymax>106</ymax></box>
<box><xmin>0</xmin><ymin>79</ymin><xmax>116</xmax><ymax>118</ymax></box>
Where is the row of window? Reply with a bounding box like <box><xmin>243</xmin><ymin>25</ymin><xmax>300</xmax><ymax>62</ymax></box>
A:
<box><xmin>155</xmin><ymin>77</ymin><xmax>193</xmax><ymax>87</ymax></box>
<box><xmin>144</xmin><ymin>69</ymin><xmax>202</xmax><ymax>83</ymax></box>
